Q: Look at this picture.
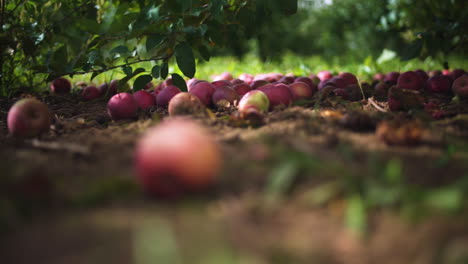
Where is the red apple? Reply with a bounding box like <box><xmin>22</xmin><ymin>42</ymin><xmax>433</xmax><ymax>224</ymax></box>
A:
<box><xmin>7</xmin><ymin>98</ymin><xmax>51</xmax><ymax>138</ymax></box>
<box><xmin>168</xmin><ymin>92</ymin><xmax>206</xmax><ymax>116</ymax></box>
<box><xmin>212</xmin><ymin>86</ymin><xmax>240</xmax><ymax>108</ymax></box>
<box><xmin>134</xmin><ymin>118</ymin><xmax>222</xmax><ymax>197</ymax></box>
<box><xmin>426</xmin><ymin>75</ymin><xmax>453</xmax><ymax>94</ymax></box>
<box><xmin>384</xmin><ymin>72</ymin><xmax>400</xmax><ymax>84</ymax></box>
<box><xmin>308</xmin><ymin>74</ymin><xmax>321</xmax><ymax>85</ymax></box>
<box><xmin>81</xmin><ymin>85</ymin><xmax>101</xmax><ymax>101</ymax></box>
<box><xmin>452</xmin><ymin>75</ymin><xmax>468</xmax><ymax>98</ymax></box>
<box><xmin>107</xmin><ymin>93</ymin><xmax>138</xmax><ymax>120</ymax></box>
<box><xmin>373</xmin><ymin>73</ymin><xmax>385</xmax><ymax>81</ymax></box>
<box><xmin>212</xmin><ymin>72</ymin><xmax>233</xmax><ymax>81</ymax></box>
<box><xmin>449</xmin><ymin>69</ymin><xmax>466</xmax><ymax>80</ymax></box>
<box><xmin>288</xmin><ymin>81</ymin><xmax>313</xmax><ymax>101</ymax></box>
<box><xmin>251</xmin><ymin>79</ymin><xmax>270</xmax><ymax>90</ymax></box>
<box><xmin>415</xmin><ymin>69</ymin><xmax>429</xmax><ymax>82</ymax></box>
<box><xmin>156</xmin><ymin>85</ymin><xmax>181</xmax><ymax>107</ymax></box>
<box><xmin>50</xmin><ymin>77</ymin><xmax>71</xmax><ymax>94</ymax></box>
<box><xmin>428</xmin><ymin>70</ymin><xmax>442</xmax><ymax>78</ymax></box>
<box><xmin>231</xmin><ymin>79</ymin><xmax>245</xmax><ymax>85</ymax></box>
<box><xmin>396</xmin><ymin>71</ymin><xmax>424</xmax><ymax>90</ymax></box>
<box><xmin>294</xmin><ymin>77</ymin><xmax>316</xmax><ymax>91</ymax></box>
<box><xmin>317</xmin><ymin>70</ymin><xmax>333</xmax><ymax>81</ymax></box>
<box><xmin>374</xmin><ymin>81</ymin><xmax>391</xmax><ymax>101</ymax></box>
<box><xmin>133</xmin><ymin>90</ymin><xmax>156</xmax><ymax>110</ymax></box>
<box><xmin>319</xmin><ymin>76</ymin><xmax>347</xmax><ymax>90</ymax></box>
<box><xmin>239</xmin><ymin>73</ymin><xmax>254</xmax><ymax>84</ymax></box>
<box><xmin>442</xmin><ymin>69</ymin><xmax>451</xmax><ymax>76</ymax></box>
<box><xmin>338</xmin><ymin>72</ymin><xmax>359</xmax><ymax>86</ymax></box>
<box><xmin>189</xmin><ymin>81</ymin><xmax>216</xmax><ymax>106</ymax></box>
<box><xmin>278</xmin><ymin>75</ymin><xmax>295</xmax><ymax>85</ymax></box>
<box><xmin>211</xmin><ymin>80</ymin><xmax>233</xmax><ymax>88</ymax></box>
<box><xmin>233</xmin><ymin>83</ymin><xmax>252</xmax><ymax>97</ymax></box>
<box><xmin>257</xmin><ymin>83</ymin><xmax>293</xmax><ymax>110</ymax></box>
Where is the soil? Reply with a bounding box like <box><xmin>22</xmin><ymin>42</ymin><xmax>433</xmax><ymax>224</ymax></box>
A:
<box><xmin>1</xmin><ymin>91</ymin><xmax>468</xmax><ymax>264</ymax></box>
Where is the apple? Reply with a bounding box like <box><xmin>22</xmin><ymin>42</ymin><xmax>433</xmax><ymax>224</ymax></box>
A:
<box><xmin>133</xmin><ymin>90</ymin><xmax>156</xmax><ymax>110</ymax></box>
<box><xmin>7</xmin><ymin>98</ymin><xmax>51</xmax><ymax>138</ymax></box>
<box><xmin>294</xmin><ymin>77</ymin><xmax>316</xmax><ymax>91</ymax></box>
<box><xmin>428</xmin><ymin>70</ymin><xmax>442</xmax><ymax>78</ymax></box>
<box><xmin>107</xmin><ymin>79</ymin><xmax>125</xmax><ymax>95</ymax></box>
<box><xmin>212</xmin><ymin>86</ymin><xmax>240</xmax><ymax>108</ymax></box>
<box><xmin>231</xmin><ymin>79</ymin><xmax>245</xmax><ymax>85</ymax></box>
<box><xmin>288</xmin><ymin>81</ymin><xmax>313</xmax><ymax>101</ymax></box>
<box><xmin>212</xmin><ymin>72</ymin><xmax>233</xmax><ymax>81</ymax></box>
<box><xmin>156</xmin><ymin>85</ymin><xmax>181</xmax><ymax>107</ymax></box>
<box><xmin>373</xmin><ymin>73</ymin><xmax>385</xmax><ymax>81</ymax></box>
<box><xmin>374</xmin><ymin>81</ymin><xmax>391</xmax><ymax>101</ymax></box>
<box><xmin>449</xmin><ymin>69</ymin><xmax>466</xmax><ymax>80</ymax></box>
<box><xmin>134</xmin><ymin>118</ymin><xmax>222</xmax><ymax>197</ymax></box>
<box><xmin>189</xmin><ymin>81</ymin><xmax>216</xmax><ymax>106</ymax></box>
<box><xmin>426</xmin><ymin>75</ymin><xmax>453</xmax><ymax>94</ymax></box>
<box><xmin>81</xmin><ymin>85</ymin><xmax>101</xmax><ymax>101</ymax></box>
<box><xmin>442</xmin><ymin>69</ymin><xmax>451</xmax><ymax>76</ymax></box>
<box><xmin>257</xmin><ymin>83</ymin><xmax>292</xmax><ymax>110</ymax></box>
<box><xmin>396</xmin><ymin>71</ymin><xmax>424</xmax><ymax>90</ymax></box>
<box><xmin>50</xmin><ymin>77</ymin><xmax>71</xmax><ymax>94</ymax></box>
<box><xmin>317</xmin><ymin>70</ymin><xmax>333</xmax><ymax>81</ymax></box>
<box><xmin>384</xmin><ymin>72</ymin><xmax>400</xmax><ymax>84</ymax></box>
<box><xmin>233</xmin><ymin>83</ymin><xmax>252</xmax><ymax>97</ymax></box>
<box><xmin>211</xmin><ymin>80</ymin><xmax>233</xmax><ymax>88</ymax></box>
<box><xmin>332</xmin><ymin>88</ymin><xmax>349</xmax><ymax>100</ymax></box>
<box><xmin>238</xmin><ymin>90</ymin><xmax>270</xmax><ymax>119</ymax></box>
<box><xmin>168</xmin><ymin>92</ymin><xmax>206</xmax><ymax>116</ymax></box>
<box><xmin>452</xmin><ymin>75</ymin><xmax>468</xmax><ymax>98</ymax></box>
<box><xmin>238</xmin><ymin>73</ymin><xmax>254</xmax><ymax>84</ymax></box>
<box><xmin>415</xmin><ymin>69</ymin><xmax>429</xmax><ymax>82</ymax></box>
<box><xmin>308</xmin><ymin>74</ymin><xmax>321</xmax><ymax>85</ymax></box>
<box><xmin>278</xmin><ymin>75</ymin><xmax>295</xmax><ymax>85</ymax></box>
<box><xmin>107</xmin><ymin>93</ymin><xmax>138</xmax><ymax>120</ymax></box>
<box><xmin>318</xmin><ymin>76</ymin><xmax>347</xmax><ymax>90</ymax></box>
<box><xmin>338</xmin><ymin>72</ymin><xmax>359</xmax><ymax>86</ymax></box>
<box><xmin>75</xmin><ymin>81</ymin><xmax>88</xmax><ymax>90</ymax></box>
<box><xmin>251</xmin><ymin>79</ymin><xmax>270</xmax><ymax>90</ymax></box>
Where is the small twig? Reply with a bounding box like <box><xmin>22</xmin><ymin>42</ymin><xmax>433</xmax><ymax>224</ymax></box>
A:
<box><xmin>368</xmin><ymin>97</ymin><xmax>388</xmax><ymax>113</ymax></box>
<box><xmin>28</xmin><ymin>139</ymin><xmax>90</xmax><ymax>156</ymax></box>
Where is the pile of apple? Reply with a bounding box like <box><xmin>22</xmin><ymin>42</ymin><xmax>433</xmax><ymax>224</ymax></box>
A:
<box><xmin>6</xmin><ymin>68</ymin><xmax>468</xmax><ymax>198</ymax></box>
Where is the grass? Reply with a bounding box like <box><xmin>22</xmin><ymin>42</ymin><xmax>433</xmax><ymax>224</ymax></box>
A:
<box><xmin>74</xmin><ymin>52</ymin><xmax>468</xmax><ymax>88</ymax></box>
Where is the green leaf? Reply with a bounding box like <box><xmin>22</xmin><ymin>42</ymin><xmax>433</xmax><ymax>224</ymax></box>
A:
<box><xmin>151</xmin><ymin>65</ymin><xmax>161</xmax><ymax>79</ymax></box>
<box><xmin>171</xmin><ymin>73</ymin><xmax>187</xmax><ymax>92</ymax></box>
<box><xmin>425</xmin><ymin>187</ymin><xmax>462</xmax><ymax>211</ymax></box>
<box><xmin>377</xmin><ymin>49</ymin><xmax>397</xmax><ymax>64</ymax></box>
<box><xmin>146</xmin><ymin>34</ymin><xmax>165</xmax><ymax>51</ymax></box>
<box><xmin>133</xmin><ymin>74</ymin><xmax>153</xmax><ymax>91</ymax></box>
<box><xmin>122</xmin><ymin>66</ymin><xmax>133</xmax><ymax>76</ymax></box>
<box><xmin>110</xmin><ymin>45</ymin><xmax>130</xmax><ymax>55</ymax></box>
<box><xmin>198</xmin><ymin>45</ymin><xmax>211</xmax><ymax>61</ymax></box>
<box><xmin>401</xmin><ymin>39</ymin><xmax>423</xmax><ymax>61</ymax></box>
<box><xmin>90</xmin><ymin>71</ymin><xmax>102</xmax><ymax>81</ymax></box>
<box><xmin>160</xmin><ymin>62</ymin><xmax>169</xmax><ymax>79</ymax></box>
<box><xmin>146</xmin><ymin>5</ymin><xmax>160</xmax><ymax>21</ymax></box>
<box><xmin>175</xmin><ymin>42</ymin><xmax>196</xmax><ymax>78</ymax></box>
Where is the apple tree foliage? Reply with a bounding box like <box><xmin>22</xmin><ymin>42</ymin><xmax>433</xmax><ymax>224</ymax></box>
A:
<box><xmin>0</xmin><ymin>0</ymin><xmax>297</xmax><ymax>96</ymax></box>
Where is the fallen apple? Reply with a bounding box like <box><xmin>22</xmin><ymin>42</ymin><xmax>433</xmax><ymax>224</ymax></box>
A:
<box><xmin>50</xmin><ymin>77</ymin><xmax>71</xmax><ymax>94</ymax></box>
<box><xmin>233</xmin><ymin>83</ymin><xmax>252</xmax><ymax>97</ymax></box>
<box><xmin>168</xmin><ymin>92</ymin><xmax>206</xmax><ymax>116</ymax></box>
<box><xmin>212</xmin><ymin>86</ymin><xmax>240</xmax><ymax>108</ymax></box>
<box><xmin>288</xmin><ymin>81</ymin><xmax>313</xmax><ymax>101</ymax></box>
<box><xmin>189</xmin><ymin>81</ymin><xmax>216</xmax><ymax>106</ymax></box>
<box><xmin>81</xmin><ymin>85</ymin><xmax>101</xmax><ymax>101</ymax></box>
<box><xmin>156</xmin><ymin>85</ymin><xmax>181</xmax><ymax>107</ymax></box>
<box><xmin>396</xmin><ymin>71</ymin><xmax>424</xmax><ymax>90</ymax></box>
<box><xmin>133</xmin><ymin>90</ymin><xmax>156</xmax><ymax>110</ymax></box>
<box><xmin>257</xmin><ymin>83</ymin><xmax>292</xmax><ymax>110</ymax></box>
<box><xmin>107</xmin><ymin>93</ymin><xmax>138</xmax><ymax>120</ymax></box>
<box><xmin>426</xmin><ymin>75</ymin><xmax>453</xmax><ymax>94</ymax></box>
<box><xmin>7</xmin><ymin>98</ymin><xmax>51</xmax><ymax>138</ymax></box>
<box><xmin>134</xmin><ymin>118</ymin><xmax>222</xmax><ymax>197</ymax></box>
<box><xmin>452</xmin><ymin>75</ymin><xmax>468</xmax><ymax>98</ymax></box>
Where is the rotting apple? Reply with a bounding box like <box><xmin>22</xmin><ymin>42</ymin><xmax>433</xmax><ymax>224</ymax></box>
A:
<box><xmin>50</xmin><ymin>77</ymin><xmax>71</xmax><ymax>94</ymax></box>
<box><xmin>156</xmin><ymin>85</ymin><xmax>181</xmax><ymax>107</ymax></box>
<box><xmin>7</xmin><ymin>98</ymin><xmax>51</xmax><ymax>138</ymax></box>
<box><xmin>238</xmin><ymin>90</ymin><xmax>270</xmax><ymax>120</ymax></box>
<box><xmin>452</xmin><ymin>75</ymin><xmax>468</xmax><ymax>98</ymax></box>
<box><xmin>107</xmin><ymin>93</ymin><xmax>138</xmax><ymax>120</ymax></box>
<box><xmin>134</xmin><ymin>118</ymin><xmax>222</xmax><ymax>197</ymax></box>
<box><xmin>212</xmin><ymin>86</ymin><xmax>240</xmax><ymax>108</ymax></box>
<box><xmin>396</xmin><ymin>71</ymin><xmax>424</xmax><ymax>90</ymax></box>
<box><xmin>427</xmin><ymin>75</ymin><xmax>453</xmax><ymax>94</ymax></box>
<box><xmin>81</xmin><ymin>85</ymin><xmax>101</xmax><ymax>101</ymax></box>
<box><xmin>133</xmin><ymin>90</ymin><xmax>156</xmax><ymax>110</ymax></box>
<box><xmin>168</xmin><ymin>92</ymin><xmax>206</xmax><ymax>116</ymax></box>
<box><xmin>189</xmin><ymin>81</ymin><xmax>216</xmax><ymax>106</ymax></box>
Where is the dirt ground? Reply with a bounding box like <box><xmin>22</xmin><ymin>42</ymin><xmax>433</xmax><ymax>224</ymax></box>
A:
<box><xmin>1</xmin><ymin>92</ymin><xmax>468</xmax><ymax>264</ymax></box>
